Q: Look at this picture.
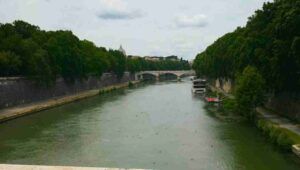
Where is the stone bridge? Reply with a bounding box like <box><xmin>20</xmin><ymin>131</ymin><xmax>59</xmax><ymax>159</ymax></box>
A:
<box><xmin>136</xmin><ymin>70</ymin><xmax>195</xmax><ymax>81</ymax></box>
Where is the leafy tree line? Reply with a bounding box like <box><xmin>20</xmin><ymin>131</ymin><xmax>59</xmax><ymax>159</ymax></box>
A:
<box><xmin>0</xmin><ymin>20</ymin><xmax>190</xmax><ymax>85</ymax></box>
<box><xmin>193</xmin><ymin>0</ymin><xmax>300</xmax><ymax>96</ymax></box>
<box><xmin>193</xmin><ymin>0</ymin><xmax>299</xmax><ymax>116</ymax></box>
<box><xmin>127</xmin><ymin>57</ymin><xmax>190</xmax><ymax>73</ymax></box>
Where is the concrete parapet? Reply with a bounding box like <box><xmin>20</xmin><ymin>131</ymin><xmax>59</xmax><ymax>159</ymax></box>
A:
<box><xmin>0</xmin><ymin>164</ymin><xmax>147</xmax><ymax>170</ymax></box>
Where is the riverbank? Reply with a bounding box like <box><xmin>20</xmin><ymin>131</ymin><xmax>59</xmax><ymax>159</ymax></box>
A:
<box><xmin>256</xmin><ymin>107</ymin><xmax>300</xmax><ymax>156</ymax></box>
<box><xmin>0</xmin><ymin>81</ymin><xmax>139</xmax><ymax>123</ymax></box>
<box><xmin>209</xmin><ymin>86</ymin><xmax>300</xmax><ymax>157</ymax></box>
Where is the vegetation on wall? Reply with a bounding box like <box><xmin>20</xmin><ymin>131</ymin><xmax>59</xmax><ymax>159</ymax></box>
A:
<box><xmin>0</xmin><ymin>20</ymin><xmax>191</xmax><ymax>85</ymax></box>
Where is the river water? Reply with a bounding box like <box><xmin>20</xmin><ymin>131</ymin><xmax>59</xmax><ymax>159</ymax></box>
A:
<box><xmin>0</xmin><ymin>79</ymin><xmax>300</xmax><ymax>170</ymax></box>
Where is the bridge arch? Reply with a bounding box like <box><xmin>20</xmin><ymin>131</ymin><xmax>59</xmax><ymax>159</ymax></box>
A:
<box><xmin>136</xmin><ymin>70</ymin><xmax>195</xmax><ymax>81</ymax></box>
<box><xmin>158</xmin><ymin>72</ymin><xmax>179</xmax><ymax>80</ymax></box>
<box><xmin>137</xmin><ymin>73</ymin><xmax>158</xmax><ymax>81</ymax></box>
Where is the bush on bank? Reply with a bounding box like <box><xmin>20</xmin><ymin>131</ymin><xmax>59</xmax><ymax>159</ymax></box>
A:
<box><xmin>235</xmin><ymin>66</ymin><xmax>266</xmax><ymax>118</ymax></box>
<box><xmin>257</xmin><ymin>119</ymin><xmax>300</xmax><ymax>151</ymax></box>
<box><xmin>222</xmin><ymin>98</ymin><xmax>238</xmax><ymax>114</ymax></box>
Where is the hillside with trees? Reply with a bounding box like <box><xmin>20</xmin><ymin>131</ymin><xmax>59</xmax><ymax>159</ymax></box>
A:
<box><xmin>193</xmin><ymin>0</ymin><xmax>299</xmax><ymax>96</ymax></box>
<box><xmin>0</xmin><ymin>21</ymin><xmax>190</xmax><ymax>85</ymax></box>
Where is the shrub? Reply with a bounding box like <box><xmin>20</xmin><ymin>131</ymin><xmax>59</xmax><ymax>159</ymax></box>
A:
<box><xmin>257</xmin><ymin>119</ymin><xmax>300</xmax><ymax>151</ymax></box>
<box><xmin>235</xmin><ymin>66</ymin><xmax>265</xmax><ymax>118</ymax></box>
<box><xmin>222</xmin><ymin>98</ymin><xmax>237</xmax><ymax>114</ymax></box>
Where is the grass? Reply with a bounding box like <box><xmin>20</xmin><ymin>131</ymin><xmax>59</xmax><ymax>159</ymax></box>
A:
<box><xmin>222</xmin><ymin>98</ymin><xmax>237</xmax><ymax>114</ymax></box>
<box><xmin>257</xmin><ymin>119</ymin><xmax>300</xmax><ymax>151</ymax></box>
<box><xmin>99</xmin><ymin>87</ymin><xmax>116</xmax><ymax>95</ymax></box>
<box><xmin>209</xmin><ymin>86</ymin><xmax>300</xmax><ymax>152</ymax></box>
<box><xmin>128</xmin><ymin>81</ymin><xmax>134</xmax><ymax>88</ymax></box>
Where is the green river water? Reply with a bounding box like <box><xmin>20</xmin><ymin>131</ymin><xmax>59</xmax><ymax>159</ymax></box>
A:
<box><xmin>0</xmin><ymin>79</ymin><xmax>300</xmax><ymax>170</ymax></box>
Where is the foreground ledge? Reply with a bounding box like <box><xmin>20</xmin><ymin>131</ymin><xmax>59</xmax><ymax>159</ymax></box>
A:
<box><xmin>0</xmin><ymin>164</ymin><xmax>146</xmax><ymax>170</ymax></box>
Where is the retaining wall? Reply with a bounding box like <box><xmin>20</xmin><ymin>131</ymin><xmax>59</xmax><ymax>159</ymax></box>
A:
<box><xmin>0</xmin><ymin>72</ymin><xmax>135</xmax><ymax>109</ymax></box>
<box><xmin>265</xmin><ymin>93</ymin><xmax>300</xmax><ymax>121</ymax></box>
<box><xmin>212</xmin><ymin>78</ymin><xmax>300</xmax><ymax>121</ymax></box>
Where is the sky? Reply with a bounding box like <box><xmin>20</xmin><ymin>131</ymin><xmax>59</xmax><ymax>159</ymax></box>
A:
<box><xmin>0</xmin><ymin>0</ymin><xmax>271</xmax><ymax>60</ymax></box>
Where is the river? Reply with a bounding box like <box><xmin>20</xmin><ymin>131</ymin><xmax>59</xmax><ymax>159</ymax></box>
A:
<box><xmin>0</xmin><ymin>78</ymin><xmax>299</xmax><ymax>170</ymax></box>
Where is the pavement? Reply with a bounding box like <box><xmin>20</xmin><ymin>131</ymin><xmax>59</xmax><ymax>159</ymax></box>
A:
<box><xmin>0</xmin><ymin>81</ymin><xmax>137</xmax><ymax>123</ymax></box>
<box><xmin>256</xmin><ymin>107</ymin><xmax>300</xmax><ymax>135</ymax></box>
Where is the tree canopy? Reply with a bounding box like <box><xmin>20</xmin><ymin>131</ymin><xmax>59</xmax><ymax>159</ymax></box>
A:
<box><xmin>193</xmin><ymin>0</ymin><xmax>300</xmax><ymax>95</ymax></box>
<box><xmin>235</xmin><ymin>66</ymin><xmax>266</xmax><ymax>117</ymax></box>
<box><xmin>0</xmin><ymin>20</ymin><xmax>191</xmax><ymax>85</ymax></box>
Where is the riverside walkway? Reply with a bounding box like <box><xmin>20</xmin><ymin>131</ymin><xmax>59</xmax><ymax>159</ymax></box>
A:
<box><xmin>256</xmin><ymin>107</ymin><xmax>300</xmax><ymax>157</ymax></box>
<box><xmin>209</xmin><ymin>85</ymin><xmax>300</xmax><ymax>156</ymax></box>
<box><xmin>0</xmin><ymin>81</ymin><xmax>136</xmax><ymax>123</ymax></box>
<box><xmin>256</xmin><ymin>107</ymin><xmax>300</xmax><ymax>136</ymax></box>
<box><xmin>210</xmin><ymin>85</ymin><xmax>300</xmax><ymax>136</ymax></box>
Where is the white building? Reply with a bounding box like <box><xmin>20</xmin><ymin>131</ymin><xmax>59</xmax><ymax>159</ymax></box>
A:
<box><xmin>119</xmin><ymin>45</ymin><xmax>126</xmax><ymax>56</ymax></box>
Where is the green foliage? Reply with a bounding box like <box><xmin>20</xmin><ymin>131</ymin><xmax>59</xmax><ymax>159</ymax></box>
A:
<box><xmin>0</xmin><ymin>51</ymin><xmax>21</xmax><ymax>76</ymax></box>
<box><xmin>193</xmin><ymin>0</ymin><xmax>300</xmax><ymax>94</ymax></box>
<box><xmin>108</xmin><ymin>50</ymin><xmax>126</xmax><ymax>78</ymax></box>
<box><xmin>235</xmin><ymin>66</ymin><xmax>265</xmax><ymax>117</ymax></box>
<box><xmin>222</xmin><ymin>98</ymin><xmax>237</xmax><ymax>114</ymax></box>
<box><xmin>257</xmin><ymin>119</ymin><xmax>300</xmax><ymax>151</ymax></box>
<box><xmin>127</xmin><ymin>57</ymin><xmax>190</xmax><ymax>73</ymax></box>
<box><xmin>128</xmin><ymin>81</ymin><xmax>134</xmax><ymax>88</ymax></box>
<box><xmin>27</xmin><ymin>49</ymin><xmax>55</xmax><ymax>86</ymax></box>
<box><xmin>0</xmin><ymin>20</ymin><xmax>191</xmax><ymax>85</ymax></box>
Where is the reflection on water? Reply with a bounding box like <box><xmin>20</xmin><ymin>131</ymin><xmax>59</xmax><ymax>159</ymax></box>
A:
<box><xmin>0</xmin><ymin>78</ymin><xmax>299</xmax><ymax>170</ymax></box>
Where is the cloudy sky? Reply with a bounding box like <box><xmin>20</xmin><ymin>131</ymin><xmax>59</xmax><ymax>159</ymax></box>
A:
<box><xmin>0</xmin><ymin>0</ymin><xmax>271</xmax><ymax>60</ymax></box>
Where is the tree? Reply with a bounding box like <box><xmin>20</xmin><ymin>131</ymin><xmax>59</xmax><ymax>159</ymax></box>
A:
<box><xmin>193</xmin><ymin>0</ymin><xmax>300</xmax><ymax>96</ymax></box>
<box><xmin>0</xmin><ymin>20</ymin><xmax>191</xmax><ymax>85</ymax></box>
<box><xmin>235</xmin><ymin>66</ymin><xmax>266</xmax><ymax>117</ymax></box>
<box><xmin>27</xmin><ymin>49</ymin><xmax>54</xmax><ymax>86</ymax></box>
<box><xmin>45</xmin><ymin>31</ymin><xmax>86</xmax><ymax>82</ymax></box>
<box><xmin>107</xmin><ymin>49</ymin><xmax>126</xmax><ymax>78</ymax></box>
<box><xmin>0</xmin><ymin>51</ymin><xmax>21</xmax><ymax>76</ymax></box>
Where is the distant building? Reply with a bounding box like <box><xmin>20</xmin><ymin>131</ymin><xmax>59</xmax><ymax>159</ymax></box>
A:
<box><xmin>119</xmin><ymin>45</ymin><xmax>126</xmax><ymax>56</ymax></box>
<box><xmin>128</xmin><ymin>55</ymin><xmax>141</xmax><ymax>59</ymax></box>
<box><xmin>165</xmin><ymin>55</ymin><xmax>179</xmax><ymax>61</ymax></box>
<box><xmin>144</xmin><ymin>56</ymin><xmax>164</xmax><ymax>61</ymax></box>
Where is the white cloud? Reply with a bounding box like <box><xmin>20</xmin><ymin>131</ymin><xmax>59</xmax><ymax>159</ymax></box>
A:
<box><xmin>98</xmin><ymin>10</ymin><xmax>143</xmax><ymax>20</ymax></box>
<box><xmin>175</xmin><ymin>14</ymin><xmax>208</xmax><ymax>28</ymax></box>
<box><xmin>98</xmin><ymin>0</ymin><xmax>143</xmax><ymax>20</ymax></box>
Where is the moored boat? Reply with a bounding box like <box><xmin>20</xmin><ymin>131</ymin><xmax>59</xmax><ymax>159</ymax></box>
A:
<box><xmin>205</xmin><ymin>97</ymin><xmax>221</xmax><ymax>103</ymax></box>
<box><xmin>192</xmin><ymin>79</ymin><xmax>207</xmax><ymax>94</ymax></box>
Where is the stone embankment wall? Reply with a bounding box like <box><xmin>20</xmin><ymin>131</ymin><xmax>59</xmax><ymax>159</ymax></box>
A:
<box><xmin>214</xmin><ymin>78</ymin><xmax>233</xmax><ymax>93</ymax></box>
<box><xmin>212</xmin><ymin>78</ymin><xmax>300</xmax><ymax>121</ymax></box>
<box><xmin>265</xmin><ymin>94</ymin><xmax>300</xmax><ymax>121</ymax></box>
<box><xmin>0</xmin><ymin>72</ymin><xmax>135</xmax><ymax>109</ymax></box>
